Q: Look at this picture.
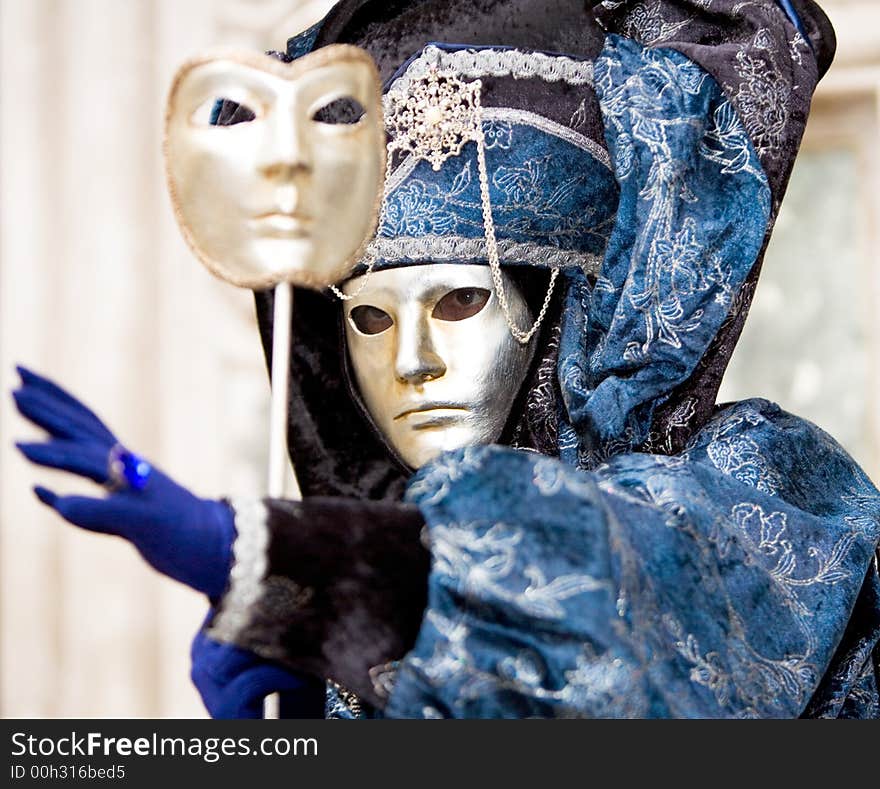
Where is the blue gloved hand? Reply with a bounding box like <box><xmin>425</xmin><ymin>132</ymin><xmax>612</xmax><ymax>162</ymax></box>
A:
<box><xmin>191</xmin><ymin>615</ymin><xmax>326</xmax><ymax>719</ymax></box>
<box><xmin>13</xmin><ymin>365</ymin><xmax>235</xmax><ymax>599</ymax></box>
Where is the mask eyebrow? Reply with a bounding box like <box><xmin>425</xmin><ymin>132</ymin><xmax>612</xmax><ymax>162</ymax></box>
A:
<box><xmin>418</xmin><ymin>275</ymin><xmax>494</xmax><ymax>305</ymax></box>
<box><xmin>183</xmin><ymin>66</ymin><xmax>276</xmax><ymax>120</ymax></box>
<box><xmin>341</xmin><ymin>284</ymin><xmax>395</xmax><ymax>305</ymax></box>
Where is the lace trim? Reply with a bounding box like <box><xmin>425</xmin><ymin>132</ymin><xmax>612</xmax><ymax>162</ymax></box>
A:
<box><xmin>386</xmin><ymin>46</ymin><xmax>594</xmax><ymax>109</ymax></box>
<box><xmin>208</xmin><ymin>498</ymin><xmax>269</xmax><ymax>643</ymax></box>
<box><xmin>363</xmin><ymin>235</ymin><xmax>604</xmax><ymax>274</ymax></box>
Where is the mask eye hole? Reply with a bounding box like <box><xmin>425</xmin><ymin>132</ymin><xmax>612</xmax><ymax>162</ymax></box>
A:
<box><xmin>350</xmin><ymin>305</ymin><xmax>393</xmax><ymax>335</ymax></box>
<box><xmin>312</xmin><ymin>96</ymin><xmax>366</xmax><ymax>125</ymax></box>
<box><xmin>195</xmin><ymin>98</ymin><xmax>257</xmax><ymax>127</ymax></box>
<box><xmin>432</xmin><ymin>288</ymin><xmax>491</xmax><ymax>322</ymax></box>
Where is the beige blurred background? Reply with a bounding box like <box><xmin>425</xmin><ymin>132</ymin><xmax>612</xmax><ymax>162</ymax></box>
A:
<box><xmin>0</xmin><ymin>0</ymin><xmax>878</xmax><ymax>717</ymax></box>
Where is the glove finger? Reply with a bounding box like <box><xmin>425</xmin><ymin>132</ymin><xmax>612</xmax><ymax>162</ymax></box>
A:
<box><xmin>34</xmin><ymin>486</ymin><xmax>121</xmax><ymax>535</ymax></box>
<box><xmin>13</xmin><ymin>387</ymin><xmax>116</xmax><ymax>444</ymax></box>
<box><xmin>16</xmin><ymin>366</ymin><xmax>117</xmax><ymax>439</ymax></box>
<box><xmin>16</xmin><ymin>385</ymin><xmax>117</xmax><ymax>443</ymax></box>
<box><xmin>17</xmin><ymin>440</ymin><xmax>109</xmax><ymax>483</ymax></box>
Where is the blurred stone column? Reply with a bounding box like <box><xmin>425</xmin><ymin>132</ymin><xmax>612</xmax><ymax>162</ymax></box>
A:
<box><xmin>1</xmin><ymin>0</ymin><xmax>335</xmax><ymax>718</ymax></box>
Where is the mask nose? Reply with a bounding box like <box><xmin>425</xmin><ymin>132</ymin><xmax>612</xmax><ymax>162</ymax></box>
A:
<box><xmin>395</xmin><ymin>309</ymin><xmax>447</xmax><ymax>385</ymax></box>
<box><xmin>256</xmin><ymin>105</ymin><xmax>310</xmax><ymax>180</ymax></box>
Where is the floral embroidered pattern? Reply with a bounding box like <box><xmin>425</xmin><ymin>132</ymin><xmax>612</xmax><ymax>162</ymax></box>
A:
<box><xmin>665</xmin><ymin>615</ymin><xmax>731</xmax><ymax>707</ymax></box>
<box><xmin>554</xmin><ymin>36</ymin><xmax>771</xmax><ymax>464</ymax></box>
<box><xmin>620</xmin><ymin>1</ymin><xmax>690</xmax><ymax>45</ymax></box>
<box><xmin>706</xmin><ymin>434</ymin><xmax>781</xmax><ymax>495</ymax></box>
<box><xmin>597</xmin><ymin>51</ymin><xmax>743</xmax><ymax>360</ymax></box>
<box><xmin>404</xmin><ymin>446</ymin><xmax>489</xmax><ymax>506</ymax></box>
<box><xmin>701</xmin><ymin>100</ymin><xmax>766</xmax><ymax>178</ymax></box>
<box><xmin>430</xmin><ymin>519</ymin><xmax>608</xmax><ymax>620</ymax></box>
<box><xmin>368</xmin><ymin>46</ymin><xmax>617</xmax><ymax>276</ymax></box>
<box><xmin>725</xmin><ymin>30</ymin><xmax>791</xmax><ymax>160</ymax></box>
<box><xmin>484</xmin><ymin>119</ymin><xmax>513</xmax><ymax>150</ymax></box>
<box><xmin>643</xmin><ymin>396</ymin><xmax>697</xmax><ymax>454</ymax></box>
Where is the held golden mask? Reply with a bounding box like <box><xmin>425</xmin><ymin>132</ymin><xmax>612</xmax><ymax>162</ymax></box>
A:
<box><xmin>164</xmin><ymin>45</ymin><xmax>385</xmax><ymax>290</ymax></box>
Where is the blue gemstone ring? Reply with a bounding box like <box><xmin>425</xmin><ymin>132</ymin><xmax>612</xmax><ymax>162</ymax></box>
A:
<box><xmin>106</xmin><ymin>444</ymin><xmax>153</xmax><ymax>492</ymax></box>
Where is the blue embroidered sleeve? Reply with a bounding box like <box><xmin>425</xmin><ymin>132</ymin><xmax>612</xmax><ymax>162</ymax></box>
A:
<box><xmin>389</xmin><ymin>400</ymin><xmax>880</xmax><ymax>718</ymax></box>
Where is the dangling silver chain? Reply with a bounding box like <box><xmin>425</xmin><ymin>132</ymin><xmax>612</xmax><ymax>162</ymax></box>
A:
<box><xmin>335</xmin><ymin>63</ymin><xmax>557</xmax><ymax>343</ymax></box>
<box><xmin>330</xmin><ymin>153</ymin><xmax>395</xmax><ymax>301</ymax></box>
<box><xmin>471</xmin><ymin>85</ymin><xmax>558</xmax><ymax>344</ymax></box>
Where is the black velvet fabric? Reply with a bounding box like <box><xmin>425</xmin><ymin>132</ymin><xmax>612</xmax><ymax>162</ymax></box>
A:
<box><xmin>228</xmin><ymin>497</ymin><xmax>429</xmax><ymax>710</ymax></box>
<box><xmin>313</xmin><ymin>0</ymin><xmax>607</xmax><ymax>79</ymax></box>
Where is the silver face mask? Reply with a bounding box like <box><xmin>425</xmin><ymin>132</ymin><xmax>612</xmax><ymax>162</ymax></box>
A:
<box><xmin>342</xmin><ymin>264</ymin><xmax>537</xmax><ymax>469</ymax></box>
<box><xmin>164</xmin><ymin>45</ymin><xmax>385</xmax><ymax>291</ymax></box>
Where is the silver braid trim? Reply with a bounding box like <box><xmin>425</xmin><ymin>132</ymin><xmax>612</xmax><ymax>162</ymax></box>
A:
<box><xmin>363</xmin><ymin>236</ymin><xmax>604</xmax><ymax>275</ymax></box>
<box><xmin>385</xmin><ymin>46</ymin><xmax>594</xmax><ymax>109</ymax></box>
<box><xmin>207</xmin><ymin>498</ymin><xmax>269</xmax><ymax>643</ymax></box>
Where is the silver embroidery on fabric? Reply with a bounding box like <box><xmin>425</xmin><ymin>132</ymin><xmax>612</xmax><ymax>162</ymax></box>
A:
<box><xmin>208</xmin><ymin>497</ymin><xmax>269</xmax><ymax>642</ymax></box>
<box><xmin>429</xmin><ymin>519</ymin><xmax>609</xmax><ymax>620</ymax></box>
<box><xmin>482</xmin><ymin>108</ymin><xmax>612</xmax><ymax>170</ymax></box>
<box><xmin>620</xmin><ymin>1</ymin><xmax>690</xmax><ymax>45</ymax></box>
<box><xmin>596</xmin><ymin>47</ymin><xmax>767</xmax><ymax>368</ymax></box>
<box><xmin>724</xmin><ymin>28</ymin><xmax>791</xmax><ymax>160</ymax></box>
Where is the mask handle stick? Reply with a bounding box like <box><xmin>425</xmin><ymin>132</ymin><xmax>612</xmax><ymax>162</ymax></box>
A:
<box><xmin>264</xmin><ymin>279</ymin><xmax>301</xmax><ymax>720</ymax></box>
<box><xmin>268</xmin><ymin>280</ymin><xmax>301</xmax><ymax>501</ymax></box>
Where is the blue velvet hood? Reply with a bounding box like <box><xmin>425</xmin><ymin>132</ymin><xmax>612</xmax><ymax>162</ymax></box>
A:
<box><xmin>245</xmin><ymin>1</ymin><xmax>880</xmax><ymax>718</ymax></box>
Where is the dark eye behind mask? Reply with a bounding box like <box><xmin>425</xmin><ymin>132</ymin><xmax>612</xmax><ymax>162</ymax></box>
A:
<box><xmin>350</xmin><ymin>305</ymin><xmax>393</xmax><ymax>335</ymax></box>
<box><xmin>431</xmin><ymin>287</ymin><xmax>490</xmax><ymax>321</ymax></box>
<box><xmin>312</xmin><ymin>96</ymin><xmax>366</xmax><ymax>125</ymax></box>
